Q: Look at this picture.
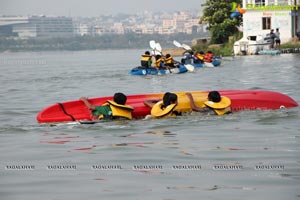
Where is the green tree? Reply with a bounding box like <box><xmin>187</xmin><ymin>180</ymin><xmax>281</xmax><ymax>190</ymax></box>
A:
<box><xmin>200</xmin><ymin>0</ymin><xmax>243</xmax><ymax>44</ymax></box>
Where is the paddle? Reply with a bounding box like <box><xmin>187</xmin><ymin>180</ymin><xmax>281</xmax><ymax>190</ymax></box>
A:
<box><xmin>157</xmin><ymin>42</ymin><xmax>194</xmax><ymax>72</ymax></box>
<box><xmin>172</xmin><ymin>41</ymin><xmax>195</xmax><ymax>72</ymax></box>
<box><xmin>173</xmin><ymin>40</ymin><xmax>182</xmax><ymax>48</ymax></box>
<box><xmin>149</xmin><ymin>40</ymin><xmax>161</xmax><ymax>55</ymax></box>
<box><xmin>149</xmin><ymin>40</ymin><xmax>168</xmax><ymax>74</ymax></box>
<box><xmin>155</xmin><ymin>42</ymin><xmax>162</xmax><ymax>54</ymax></box>
<box><xmin>173</xmin><ymin>40</ymin><xmax>217</xmax><ymax>67</ymax></box>
<box><xmin>184</xmin><ymin>64</ymin><xmax>195</xmax><ymax>72</ymax></box>
<box><xmin>149</xmin><ymin>40</ymin><xmax>156</xmax><ymax>55</ymax></box>
<box><xmin>149</xmin><ymin>40</ymin><xmax>156</xmax><ymax>48</ymax></box>
<box><xmin>182</xmin><ymin>44</ymin><xmax>192</xmax><ymax>51</ymax></box>
<box><xmin>173</xmin><ymin>40</ymin><xmax>222</xmax><ymax>62</ymax></box>
<box><xmin>173</xmin><ymin>40</ymin><xmax>192</xmax><ymax>51</ymax></box>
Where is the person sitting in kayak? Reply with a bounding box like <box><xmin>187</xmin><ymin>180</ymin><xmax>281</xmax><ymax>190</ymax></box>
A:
<box><xmin>144</xmin><ymin>92</ymin><xmax>181</xmax><ymax>118</ymax></box>
<box><xmin>186</xmin><ymin>91</ymin><xmax>231</xmax><ymax>115</ymax></box>
<box><xmin>193</xmin><ymin>50</ymin><xmax>205</xmax><ymax>63</ymax></box>
<box><xmin>140</xmin><ymin>51</ymin><xmax>152</xmax><ymax>68</ymax></box>
<box><xmin>80</xmin><ymin>92</ymin><xmax>134</xmax><ymax>120</ymax></box>
<box><xmin>153</xmin><ymin>54</ymin><xmax>165</xmax><ymax>69</ymax></box>
<box><xmin>181</xmin><ymin>50</ymin><xmax>192</xmax><ymax>64</ymax></box>
<box><xmin>164</xmin><ymin>54</ymin><xmax>179</xmax><ymax>68</ymax></box>
<box><xmin>203</xmin><ymin>51</ymin><xmax>214</xmax><ymax>63</ymax></box>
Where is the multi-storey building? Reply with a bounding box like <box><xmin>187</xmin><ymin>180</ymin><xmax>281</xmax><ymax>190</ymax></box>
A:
<box><xmin>1</xmin><ymin>10</ymin><xmax>202</xmax><ymax>38</ymax></box>
<box><xmin>0</xmin><ymin>15</ymin><xmax>73</xmax><ymax>38</ymax></box>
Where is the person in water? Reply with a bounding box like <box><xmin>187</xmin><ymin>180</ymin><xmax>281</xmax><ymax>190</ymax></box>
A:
<box><xmin>186</xmin><ymin>91</ymin><xmax>231</xmax><ymax>115</ymax></box>
<box><xmin>140</xmin><ymin>51</ymin><xmax>152</xmax><ymax>68</ymax></box>
<box><xmin>80</xmin><ymin>92</ymin><xmax>134</xmax><ymax>120</ymax></box>
<box><xmin>144</xmin><ymin>92</ymin><xmax>181</xmax><ymax>118</ymax></box>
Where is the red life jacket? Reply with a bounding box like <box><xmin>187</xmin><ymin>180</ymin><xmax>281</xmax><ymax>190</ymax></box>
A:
<box><xmin>203</xmin><ymin>53</ymin><xmax>213</xmax><ymax>63</ymax></box>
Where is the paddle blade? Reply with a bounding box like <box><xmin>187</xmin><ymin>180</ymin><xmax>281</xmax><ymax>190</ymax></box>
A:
<box><xmin>182</xmin><ymin>44</ymin><xmax>192</xmax><ymax>51</ymax></box>
<box><xmin>204</xmin><ymin>62</ymin><xmax>214</xmax><ymax>68</ymax></box>
<box><xmin>184</xmin><ymin>64</ymin><xmax>195</xmax><ymax>72</ymax></box>
<box><xmin>155</xmin><ymin>43</ymin><xmax>162</xmax><ymax>52</ymax></box>
<box><xmin>149</xmin><ymin>40</ymin><xmax>156</xmax><ymax>49</ymax></box>
<box><xmin>173</xmin><ymin>40</ymin><xmax>182</xmax><ymax>48</ymax></box>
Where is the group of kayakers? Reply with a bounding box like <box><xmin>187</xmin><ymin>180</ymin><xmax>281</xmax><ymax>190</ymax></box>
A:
<box><xmin>80</xmin><ymin>91</ymin><xmax>231</xmax><ymax>121</ymax></box>
<box><xmin>140</xmin><ymin>51</ymin><xmax>180</xmax><ymax>69</ymax></box>
<box><xmin>181</xmin><ymin>50</ymin><xmax>214</xmax><ymax>64</ymax></box>
<box><xmin>140</xmin><ymin>49</ymin><xmax>215</xmax><ymax>69</ymax></box>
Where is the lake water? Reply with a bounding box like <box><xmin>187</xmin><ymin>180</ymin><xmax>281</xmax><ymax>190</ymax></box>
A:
<box><xmin>0</xmin><ymin>50</ymin><xmax>299</xmax><ymax>200</ymax></box>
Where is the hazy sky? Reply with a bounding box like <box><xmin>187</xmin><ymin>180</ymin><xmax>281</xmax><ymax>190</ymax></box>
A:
<box><xmin>1</xmin><ymin>0</ymin><xmax>205</xmax><ymax>17</ymax></box>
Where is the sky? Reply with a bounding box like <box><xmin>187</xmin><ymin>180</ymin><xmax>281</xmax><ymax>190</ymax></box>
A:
<box><xmin>0</xmin><ymin>0</ymin><xmax>205</xmax><ymax>17</ymax></box>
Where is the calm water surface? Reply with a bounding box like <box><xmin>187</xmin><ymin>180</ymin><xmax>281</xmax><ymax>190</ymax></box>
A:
<box><xmin>0</xmin><ymin>50</ymin><xmax>299</xmax><ymax>200</ymax></box>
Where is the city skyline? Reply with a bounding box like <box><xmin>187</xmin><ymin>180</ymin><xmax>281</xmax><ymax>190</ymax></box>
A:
<box><xmin>1</xmin><ymin>0</ymin><xmax>205</xmax><ymax>17</ymax></box>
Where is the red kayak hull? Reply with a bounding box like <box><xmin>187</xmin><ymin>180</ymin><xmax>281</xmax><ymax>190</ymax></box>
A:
<box><xmin>37</xmin><ymin>90</ymin><xmax>298</xmax><ymax>123</ymax></box>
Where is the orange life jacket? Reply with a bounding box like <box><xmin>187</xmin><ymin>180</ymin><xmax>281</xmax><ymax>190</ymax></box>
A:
<box><xmin>203</xmin><ymin>53</ymin><xmax>213</xmax><ymax>63</ymax></box>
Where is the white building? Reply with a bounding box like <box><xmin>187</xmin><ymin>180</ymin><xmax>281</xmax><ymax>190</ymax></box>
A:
<box><xmin>243</xmin><ymin>0</ymin><xmax>300</xmax><ymax>43</ymax></box>
<box><xmin>234</xmin><ymin>0</ymin><xmax>300</xmax><ymax>55</ymax></box>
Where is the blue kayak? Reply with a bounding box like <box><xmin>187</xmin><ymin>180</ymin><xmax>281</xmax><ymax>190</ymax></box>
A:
<box><xmin>129</xmin><ymin>64</ymin><xmax>188</xmax><ymax>75</ymax></box>
<box><xmin>192</xmin><ymin>59</ymin><xmax>221</xmax><ymax>68</ymax></box>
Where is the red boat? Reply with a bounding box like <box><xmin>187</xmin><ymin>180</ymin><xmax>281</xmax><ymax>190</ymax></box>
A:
<box><xmin>37</xmin><ymin>90</ymin><xmax>298</xmax><ymax>123</ymax></box>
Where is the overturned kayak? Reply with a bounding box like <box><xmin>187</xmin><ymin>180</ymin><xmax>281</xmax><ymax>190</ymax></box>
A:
<box><xmin>37</xmin><ymin>90</ymin><xmax>298</xmax><ymax>123</ymax></box>
<box><xmin>129</xmin><ymin>64</ymin><xmax>188</xmax><ymax>75</ymax></box>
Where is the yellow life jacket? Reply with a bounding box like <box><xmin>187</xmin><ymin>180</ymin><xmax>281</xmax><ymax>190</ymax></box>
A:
<box><xmin>204</xmin><ymin>96</ymin><xmax>231</xmax><ymax>115</ymax></box>
<box><xmin>164</xmin><ymin>57</ymin><xmax>173</xmax><ymax>64</ymax></box>
<box><xmin>99</xmin><ymin>100</ymin><xmax>133</xmax><ymax>120</ymax></box>
<box><xmin>141</xmin><ymin>54</ymin><xmax>152</xmax><ymax>62</ymax></box>
<box><xmin>195</xmin><ymin>53</ymin><xmax>204</xmax><ymax>61</ymax></box>
<box><xmin>154</xmin><ymin>58</ymin><xmax>163</xmax><ymax>67</ymax></box>
<box><xmin>151</xmin><ymin>101</ymin><xmax>178</xmax><ymax>118</ymax></box>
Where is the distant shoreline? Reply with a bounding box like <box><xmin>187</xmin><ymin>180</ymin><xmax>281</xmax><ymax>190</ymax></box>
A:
<box><xmin>0</xmin><ymin>33</ymin><xmax>206</xmax><ymax>53</ymax></box>
<box><xmin>162</xmin><ymin>48</ymin><xmax>185</xmax><ymax>57</ymax></box>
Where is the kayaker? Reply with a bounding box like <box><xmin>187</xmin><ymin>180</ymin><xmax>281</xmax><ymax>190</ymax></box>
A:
<box><xmin>193</xmin><ymin>50</ymin><xmax>205</xmax><ymax>64</ymax></box>
<box><xmin>153</xmin><ymin>54</ymin><xmax>165</xmax><ymax>69</ymax></box>
<box><xmin>181</xmin><ymin>50</ymin><xmax>192</xmax><ymax>64</ymax></box>
<box><xmin>144</xmin><ymin>92</ymin><xmax>181</xmax><ymax>118</ymax></box>
<box><xmin>164</xmin><ymin>53</ymin><xmax>179</xmax><ymax>68</ymax></box>
<box><xmin>186</xmin><ymin>91</ymin><xmax>231</xmax><ymax>115</ymax></box>
<box><xmin>203</xmin><ymin>51</ymin><xmax>214</xmax><ymax>63</ymax></box>
<box><xmin>80</xmin><ymin>92</ymin><xmax>133</xmax><ymax>120</ymax></box>
<box><xmin>140</xmin><ymin>51</ymin><xmax>152</xmax><ymax>68</ymax></box>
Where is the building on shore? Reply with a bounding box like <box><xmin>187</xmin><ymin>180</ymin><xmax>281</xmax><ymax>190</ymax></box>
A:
<box><xmin>0</xmin><ymin>15</ymin><xmax>74</xmax><ymax>38</ymax></box>
<box><xmin>0</xmin><ymin>11</ymin><xmax>203</xmax><ymax>38</ymax></box>
<box><xmin>243</xmin><ymin>0</ymin><xmax>299</xmax><ymax>43</ymax></box>
<box><xmin>234</xmin><ymin>0</ymin><xmax>300</xmax><ymax>55</ymax></box>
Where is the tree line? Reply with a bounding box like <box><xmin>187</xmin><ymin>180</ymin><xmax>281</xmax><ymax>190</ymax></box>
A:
<box><xmin>0</xmin><ymin>33</ymin><xmax>208</xmax><ymax>52</ymax></box>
